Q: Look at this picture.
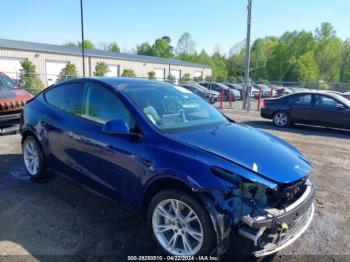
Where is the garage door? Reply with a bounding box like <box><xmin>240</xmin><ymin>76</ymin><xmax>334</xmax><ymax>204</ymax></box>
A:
<box><xmin>106</xmin><ymin>65</ymin><xmax>119</xmax><ymax>76</ymax></box>
<box><xmin>154</xmin><ymin>69</ymin><xmax>165</xmax><ymax>81</ymax></box>
<box><xmin>0</xmin><ymin>58</ymin><xmax>22</xmax><ymax>79</ymax></box>
<box><xmin>170</xmin><ymin>69</ymin><xmax>181</xmax><ymax>84</ymax></box>
<box><xmin>46</xmin><ymin>61</ymin><xmax>68</xmax><ymax>86</ymax></box>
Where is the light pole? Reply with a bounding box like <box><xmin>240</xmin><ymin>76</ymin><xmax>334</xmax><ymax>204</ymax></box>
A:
<box><xmin>80</xmin><ymin>0</ymin><xmax>85</xmax><ymax>77</ymax></box>
<box><xmin>243</xmin><ymin>0</ymin><xmax>252</xmax><ymax>111</ymax></box>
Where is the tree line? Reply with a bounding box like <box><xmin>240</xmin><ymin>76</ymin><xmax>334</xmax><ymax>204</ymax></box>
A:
<box><xmin>63</xmin><ymin>22</ymin><xmax>350</xmax><ymax>88</ymax></box>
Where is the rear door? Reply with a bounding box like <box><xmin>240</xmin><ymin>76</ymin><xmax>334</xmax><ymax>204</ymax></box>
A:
<box><xmin>44</xmin><ymin>82</ymin><xmax>85</xmax><ymax>176</ymax></box>
<box><xmin>288</xmin><ymin>94</ymin><xmax>313</xmax><ymax>123</ymax></box>
<box><xmin>312</xmin><ymin>94</ymin><xmax>349</xmax><ymax>128</ymax></box>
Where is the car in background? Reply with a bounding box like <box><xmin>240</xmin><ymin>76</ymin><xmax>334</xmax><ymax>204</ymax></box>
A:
<box><xmin>324</xmin><ymin>91</ymin><xmax>350</xmax><ymax>101</ymax></box>
<box><xmin>225</xmin><ymin>83</ymin><xmax>244</xmax><ymax>99</ymax></box>
<box><xmin>274</xmin><ymin>86</ymin><xmax>294</xmax><ymax>97</ymax></box>
<box><xmin>181</xmin><ymin>84</ymin><xmax>219</xmax><ymax>104</ymax></box>
<box><xmin>254</xmin><ymin>84</ymin><xmax>276</xmax><ymax>98</ymax></box>
<box><xmin>199</xmin><ymin>82</ymin><xmax>241</xmax><ymax>101</ymax></box>
<box><xmin>343</xmin><ymin>91</ymin><xmax>350</xmax><ymax>100</ymax></box>
<box><xmin>21</xmin><ymin>77</ymin><xmax>314</xmax><ymax>257</ymax></box>
<box><xmin>261</xmin><ymin>92</ymin><xmax>350</xmax><ymax>129</ymax></box>
<box><xmin>0</xmin><ymin>72</ymin><xmax>32</xmax><ymax>128</ymax></box>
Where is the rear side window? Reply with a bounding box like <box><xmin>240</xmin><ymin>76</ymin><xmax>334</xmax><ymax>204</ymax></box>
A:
<box><xmin>45</xmin><ymin>83</ymin><xmax>84</xmax><ymax>115</ymax></box>
<box><xmin>290</xmin><ymin>94</ymin><xmax>312</xmax><ymax>105</ymax></box>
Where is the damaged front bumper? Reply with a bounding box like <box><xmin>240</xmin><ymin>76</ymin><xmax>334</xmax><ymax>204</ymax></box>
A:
<box><xmin>238</xmin><ymin>180</ymin><xmax>315</xmax><ymax>257</ymax></box>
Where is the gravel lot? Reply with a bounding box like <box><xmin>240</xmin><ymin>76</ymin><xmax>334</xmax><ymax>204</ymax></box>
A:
<box><xmin>0</xmin><ymin>101</ymin><xmax>349</xmax><ymax>261</ymax></box>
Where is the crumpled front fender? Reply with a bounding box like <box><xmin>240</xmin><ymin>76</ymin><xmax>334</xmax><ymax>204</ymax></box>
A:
<box><xmin>196</xmin><ymin>192</ymin><xmax>234</xmax><ymax>256</ymax></box>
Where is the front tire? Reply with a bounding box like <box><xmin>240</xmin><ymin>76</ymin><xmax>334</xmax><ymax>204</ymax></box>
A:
<box><xmin>273</xmin><ymin>111</ymin><xmax>291</xmax><ymax>127</ymax></box>
<box><xmin>147</xmin><ymin>189</ymin><xmax>215</xmax><ymax>256</ymax></box>
<box><xmin>22</xmin><ymin>136</ymin><xmax>46</xmax><ymax>180</ymax></box>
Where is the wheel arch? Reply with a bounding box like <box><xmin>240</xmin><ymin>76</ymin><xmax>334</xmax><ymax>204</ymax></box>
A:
<box><xmin>142</xmin><ymin>176</ymin><xmax>198</xmax><ymax>215</ymax></box>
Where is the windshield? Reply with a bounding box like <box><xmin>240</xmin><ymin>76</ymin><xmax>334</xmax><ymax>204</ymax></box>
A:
<box><xmin>120</xmin><ymin>82</ymin><xmax>229</xmax><ymax>132</ymax></box>
<box><xmin>0</xmin><ymin>75</ymin><xmax>17</xmax><ymax>90</ymax></box>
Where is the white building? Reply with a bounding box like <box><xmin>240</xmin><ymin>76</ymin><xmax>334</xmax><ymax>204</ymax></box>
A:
<box><xmin>0</xmin><ymin>38</ymin><xmax>211</xmax><ymax>86</ymax></box>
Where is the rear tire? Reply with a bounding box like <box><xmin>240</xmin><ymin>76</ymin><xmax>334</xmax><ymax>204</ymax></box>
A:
<box><xmin>147</xmin><ymin>189</ymin><xmax>215</xmax><ymax>256</ymax></box>
<box><xmin>273</xmin><ymin>111</ymin><xmax>291</xmax><ymax>127</ymax></box>
<box><xmin>22</xmin><ymin>136</ymin><xmax>46</xmax><ymax>180</ymax></box>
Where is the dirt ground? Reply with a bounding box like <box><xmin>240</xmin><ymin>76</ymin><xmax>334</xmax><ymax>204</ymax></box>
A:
<box><xmin>0</xmin><ymin>101</ymin><xmax>349</xmax><ymax>261</ymax></box>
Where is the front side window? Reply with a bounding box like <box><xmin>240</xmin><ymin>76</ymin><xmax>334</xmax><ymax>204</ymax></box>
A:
<box><xmin>290</xmin><ymin>94</ymin><xmax>312</xmax><ymax>105</ymax></box>
<box><xmin>315</xmin><ymin>95</ymin><xmax>343</xmax><ymax>108</ymax></box>
<box><xmin>81</xmin><ymin>83</ymin><xmax>134</xmax><ymax>127</ymax></box>
<box><xmin>0</xmin><ymin>74</ymin><xmax>17</xmax><ymax>90</ymax></box>
<box><xmin>45</xmin><ymin>83</ymin><xmax>84</xmax><ymax>115</ymax></box>
<box><xmin>120</xmin><ymin>82</ymin><xmax>228</xmax><ymax>132</ymax></box>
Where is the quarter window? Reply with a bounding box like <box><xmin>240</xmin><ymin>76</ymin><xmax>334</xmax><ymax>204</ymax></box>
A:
<box><xmin>81</xmin><ymin>83</ymin><xmax>134</xmax><ymax>127</ymax></box>
<box><xmin>45</xmin><ymin>83</ymin><xmax>84</xmax><ymax>115</ymax></box>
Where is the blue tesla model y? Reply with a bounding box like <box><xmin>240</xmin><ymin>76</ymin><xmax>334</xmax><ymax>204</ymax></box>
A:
<box><xmin>20</xmin><ymin>77</ymin><xmax>314</xmax><ymax>257</ymax></box>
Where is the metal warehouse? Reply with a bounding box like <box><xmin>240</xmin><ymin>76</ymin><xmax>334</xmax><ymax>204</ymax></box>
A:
<box><xmin>0</xmin><ymin>38</ymin><xmax>211</xmax><ymax>86</ymax></box>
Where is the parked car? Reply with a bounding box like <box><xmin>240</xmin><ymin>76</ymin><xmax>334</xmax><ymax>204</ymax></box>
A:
<box><xmin>261</xmin><ymin>92</ymin><xmax>350</xmax><ymax>129</ymax></box>
<box><xmin>254</xmin><ymin>84</ymin><xmax>276</xmax><ymax>98</ymax></box>
<box><xmin>0</xmin><ymin>72</ymin><xmax>32</xmax><ymax>128</ymax></box>
<box><xmin>181</xmin><ymin>84</ymin><xmax>219</xmax><ymax>104</ymax></box>
<box><xmin>225</xmin><ymin>83</ymin><xmax>244</xmax><ymax>99</ymax></box>
<box><xmin>324</xmin><ymin>90</ymin><xmax>350</xmax><ymax>101</ymax></box>
<box><xmin>343</xmin><ymin>91</ymin><xmax>350</xmax><ymax>100</ymax></box>
<box><xmin>199</xmin><ymin>82</ymin><xmax>241</xmax><ymax>101</ymax></box>
<box><xmin>21</xmin><ymin>77</ymin><xmax>315</xmax><ymax>257</ymax></box>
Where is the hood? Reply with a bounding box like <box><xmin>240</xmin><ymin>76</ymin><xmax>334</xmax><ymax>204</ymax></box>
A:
<box><xmin>0</xmin><ymin>88</ymin><xmax>32</xmax><ymax>101</ymax></box>
<box><xmin>166</xmin><ymin>123</ymin><xmax>311</xmax><ymax>184</ymax></box>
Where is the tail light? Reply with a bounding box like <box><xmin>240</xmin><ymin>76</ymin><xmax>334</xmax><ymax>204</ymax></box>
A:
<box><xmin>261</xmin><ymin>100</ymin><xmax>266</xmax><ymax>109</ymax></box>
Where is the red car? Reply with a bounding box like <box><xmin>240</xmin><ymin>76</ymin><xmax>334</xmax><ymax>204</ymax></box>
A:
<box><xmin>0</xmin><ymin>72</ymin><xmax>32</xmax><ymax>128</ymax></box>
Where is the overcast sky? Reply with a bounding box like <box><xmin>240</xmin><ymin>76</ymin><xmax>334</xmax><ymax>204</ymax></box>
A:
<box><xmin>1</xmin><ymin>0</ymin><xmax>349</xmax><ymax>55</ymax></box>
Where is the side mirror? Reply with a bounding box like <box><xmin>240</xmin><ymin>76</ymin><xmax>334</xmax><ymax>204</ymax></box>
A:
<box><xmin>102</xmin><ymin>119</ymin><xmax>141</xmax><ymax>137</ymax></box>
<box><xmin>336</xmin><ymin>104</ymin><xmax>345</xmax><ymax>110</ymax></box>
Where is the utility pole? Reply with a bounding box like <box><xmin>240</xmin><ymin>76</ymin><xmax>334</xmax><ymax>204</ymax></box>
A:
<box><xmin>80</xmin><ymin>0</ymin><xmax>85</xmax><ymax>77</ymax></box>
<box><xmin>243</xmin><ymin>0</ymin><xmax>252</xmax><ymax>111</ymax></box>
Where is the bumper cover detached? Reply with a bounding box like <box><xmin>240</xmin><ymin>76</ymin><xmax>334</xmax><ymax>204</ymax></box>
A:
<box><xmin>253</xmin><ymin>203</ymin><xmax>314</xmax><ymax>257</ymax></box>
<box><xmin>239</xmin><ymin>181</ymin><xmax>315</xmax><ymax>257</ymax></box>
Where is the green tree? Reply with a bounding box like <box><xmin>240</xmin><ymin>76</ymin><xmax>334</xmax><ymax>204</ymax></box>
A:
<box><xmin>250</xmin><ymin>37</ymin><xmax>279</xmax><ymax>80</ymax></box>
<box><xmin>136</xmin><ymin>42</ymin><xmax>155</xmax><ymax>56</ymax></box>
<box><xmin>64</xmin><ymin>41</ymin><xmax>79</xmax><ymax>48</ymax></box>
<box><xmin>19</xmin><ymin>59</ymin><xmax>44</xmax><ymax>95</ymax></box>
<box><xmin>314</xmin><ymin>23</ymin><xmax>342</xmax><ymax>81</ymax></box>
<box><xmin>57</xmin><ymin>63</ymin><xmax>78</xmax><ymax>82</ymax></box>
<box><xmin>94</xmin><ymin>62</ymin><xmax>110</xmax><ymax>76</ymax></box>
<box><xmin>79</xmin><ymin>39</ymin><xmax>95</xmax><ymax>49</ymax></box>
<box><xmin>108</xmin><ymin>42</ymin><xmax>120</xmax><ymax>52</ymax></box>
<box><xmin>266</xmin><ymin>30</ymin><xmax>318</xmax><ymax>81</ymax></box>
<box><xmin>340</xmin><ymin>39</ymin><xmax>350</xmax><ymax>83</ymax></box>
<box><xmin>147</xmin><ymin>71</ymin><xmax>156</xmax><ymax>79</ymax></box>
<box><xmin>176</xmin><ymin>32</ymin><xmax>196</xmax><ymax>55</ymax></box>
<box><xmin>210</xmin><ymin>52</ymin><xmax>228</xmax><ymax>81</ymax></box>
<box><xmin>121</xmin><ymin>69</ymin><xmax>136</xmax><ymax>77</ymax></box>
<box><xmin>64</xmin><ymin>40</ymin><xmax>95</xmax><ymax>49</ymax></box>
<box><xmin>137</xmin><ymin>38</ymin><xmax>173</xmax><ymax>58</ymax></box>
<box><xmin>181</xmin><ymin>73</ymin><xmax>191</xmax><ymax>82</ymax></box>
<box><xmin>166</xmin><ymin>74</ymin><xmax>176</xmax><ymax>84</ymax></box>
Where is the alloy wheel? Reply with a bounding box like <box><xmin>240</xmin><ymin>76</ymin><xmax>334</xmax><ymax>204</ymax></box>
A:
<box><xmin>274</xmin><ymin>112</ymin><xmax>289</xmax><ymax>127</ymax></box>
<box><xmin>23</xmin><ymin>141</ymin><xmax>40</xmax><ymax>176</ymax></box>
<box><xmin>152</xmin><ymin>199</ymin><xmax>204</xmax><ymax>255</ymax></box>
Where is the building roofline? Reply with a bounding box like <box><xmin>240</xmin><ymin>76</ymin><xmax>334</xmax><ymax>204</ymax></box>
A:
<box><xmin>0</xmin><ymin>38</ymin><xmax>211</xmax><ymax>69</ymax></box>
